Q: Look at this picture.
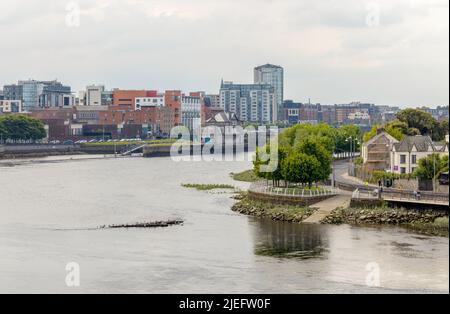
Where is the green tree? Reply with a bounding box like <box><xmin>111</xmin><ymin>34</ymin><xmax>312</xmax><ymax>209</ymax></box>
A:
<box><xmin>254</xmin><ymin>144</ymin><xmax>290</xmax><ymax>187</ymax></box>
<box><xmin>396</xmin><ymin>109</ymin><xmax>444</xmax><ymax>140</ymax></box>
<box><xmin>294</xmin><ymin>137</ymin><xmax>332</xmax><ymax>182</ymax></box>
<box><xmin>414</xmin><ymin>154</ymin><xmax>448</xmax><ymax>180</ymax></box>
<box><xmin>432</xmin><ymin>119</ymin><xmax>449</xmax><ymax>142</ymax></box>
<box><xmin>0</xmin><ymin>115</ymin><xmax>46</xmax><ymax>141</ymax></box>
<box><xmin>363</xmin><ymin>124</ymin><xmax>404</xmax><ymax>142</ymax></box>
<box><xmin>334</xmin><ymin>125</ymin><xmax>361</xmax><ymax>153</ymax></box>
<box><xmin>281</xmin><ymin>152</ymin><xmax>321</xmax><ymax>188</ymax></box>
<box><xmin>280</xmin><ymin>123</ymin><xmax>335</xmax><ymax>153</ymax></box>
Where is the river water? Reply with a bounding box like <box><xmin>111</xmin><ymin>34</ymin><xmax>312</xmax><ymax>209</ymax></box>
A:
<box><xmin>0</xmin><ymin>156</ymin><xmax>448</xmax><ymax>294</ymax></box>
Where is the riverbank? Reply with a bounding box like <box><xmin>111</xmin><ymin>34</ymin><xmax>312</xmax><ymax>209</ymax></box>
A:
<box><xmin>231</xmin><ymin>193</ymin><xmax>449</xmax><ymax>237</ymax></box>
<box><xmin>322</xmin><ymin>207</ymin><xmax>449</xmax><ymax>237</ymax></box>
<box><xmin>231</xmin><ymin>193</ymin><xmax>315</xmax><ymax>223</ymax></box>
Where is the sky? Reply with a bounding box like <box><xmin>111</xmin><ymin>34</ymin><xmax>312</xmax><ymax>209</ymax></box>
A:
<box><xmin>0</xmin><ymin>0</ymin><xmax>448</xmax><ymax>107</ymax></box>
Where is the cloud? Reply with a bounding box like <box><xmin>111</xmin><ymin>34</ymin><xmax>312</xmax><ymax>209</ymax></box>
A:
<box><xmin>0</xmin><ymin>0</ymin><xmax>448</xmax><ymax>106</ymax></box>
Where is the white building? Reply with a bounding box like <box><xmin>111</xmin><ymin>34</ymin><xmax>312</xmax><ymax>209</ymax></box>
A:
<box><xmin>348</xmin><ymin>110</ymin><xmax>370</xmax><ymax>121</ymax></box>
<box><xmin>391</xmin><ymin>135</ymin><xmax>449</xmax><ymax>174</ymax></box>
<box><xmin>135</xmin><ymin>95</ymin><xmax>165</xmax><ymax>110</ymax></box>
<box><xmin>181</xmin><ymin>95</ymin><xmax>202</xmax><ymax>131</ymax></box>
<box><xmin>0</xmin><ymin>100</ymin><xmax>23</xmax><ymax>113</ymax></box>
<box><xmin>220</xmin><ymin>81</ymin><xmax>276</xmax><ymax>123</ymax></box>
<box><xmin>86</xmin><ymin>85</ymin><xmax>104</xmax><ymax>106</ymax></box>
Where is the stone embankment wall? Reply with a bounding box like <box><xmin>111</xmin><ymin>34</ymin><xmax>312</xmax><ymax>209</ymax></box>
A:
<box><xmin>248</xmin><ymin>190</ymin><xmax>335</xmax><ymax>207</ymax></box>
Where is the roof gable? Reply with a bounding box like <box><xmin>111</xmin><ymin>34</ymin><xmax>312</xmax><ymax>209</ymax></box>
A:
<box><xmin>364</xmin><ymin>131</ymin><xmax>399</xmax><ymax>147</ymax></box>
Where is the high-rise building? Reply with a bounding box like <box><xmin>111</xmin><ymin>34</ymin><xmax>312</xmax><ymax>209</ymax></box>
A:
<box><xmin>220</xmin><ymin>81</ymin><xmax>276</xmax><ymax>123</ymax></box>
<box><xmin>254</xmin><ymin>64</ymin><xmax>284</xmax><ymax>120</ymax></box>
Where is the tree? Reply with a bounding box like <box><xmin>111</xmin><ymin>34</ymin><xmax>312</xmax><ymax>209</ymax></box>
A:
<box><xmin>294</xmin><ymin>137</ymin><xmax>332</xmax><ymax>182</ymax></box>
<box><xmin>433</xmin><ymin>119</ymin><xmax>449</xmax><ymax>142</ymax></box>
<box><xmin>281</xmin><ymin>152</ymin><xmax>321</xmax><ymax>188</ymax></box>
<box><xmin>334</xmin><ymin>125</ymin><xmax>361</xmax><ymax>153</ymax></box>
<box><xmin>254</xmin><ymin>144</ymin><xmax>290</xmax><ymax>187</ymax></box>
<box><xmin>363</xmin><ymin>124</ymin><xmax>404</xmax><ymax>142</ymax></box>
<box><xmin>0</xmin><ymin>115</ymin><xmax>47</xmax><ymax>141</ymax></box>
<box><xmin>395</xmin><ymin>109</ymin><xmax>447</xmax><ymax>140</ymax></box>
<box><xmin>280</xmin><ymin>123</ymin><xmax>336</xmax><ymax>153</ymax></box>
<box><xmin>414</xmin><ymin>154</ymin><xmax>448</xmax><ymax>181</ymax></box>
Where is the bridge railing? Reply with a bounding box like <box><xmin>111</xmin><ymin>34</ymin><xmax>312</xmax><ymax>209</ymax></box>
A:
<box><xmin>381</xmin><ymin>190</ymin><xmax>449</xmax><ymax>204</ymax></box>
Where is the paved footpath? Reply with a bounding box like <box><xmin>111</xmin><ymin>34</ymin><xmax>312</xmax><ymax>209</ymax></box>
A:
<box><xmin>303</xmin><ymin>194</ymin><xmax>352</xmax><ymax>224</ymax></box>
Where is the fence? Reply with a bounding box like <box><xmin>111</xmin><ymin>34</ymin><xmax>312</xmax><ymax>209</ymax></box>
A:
<box><xmin>352</xmin><ymin>189</ymin><xmax>379</xmax><ymax>200</ymax></box>
<box><xmin>250</xmin><ymin>182</ymin><xmax>339</xmax><ymax>198</ymax></box>
<box><xmin>351</xmin><ymin>187</ymin><xmax>449</xmax><ymax>205</ymax></box>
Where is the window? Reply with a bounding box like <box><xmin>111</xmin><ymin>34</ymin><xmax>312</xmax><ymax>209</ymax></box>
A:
<box><xmin>400</xmin><ymin>167</ymin><xmax>406</xmax><ymax>174</ymax></box>
<box><xmin>400</xmin><ymin>155</ymin><xmax>406</xmax><ymax>164</ymax></box>
<box><xmin>411</xmin><ymin>155</ymin><xmax>417</xmax><ymax>164</ymax></box>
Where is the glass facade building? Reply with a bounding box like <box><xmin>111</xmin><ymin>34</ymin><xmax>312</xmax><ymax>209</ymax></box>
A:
<box><xmin>254</xmin><ymin>64</ymin><xmax>284</xmax><ymax>121</ymax></box>
<box><xmin>3</xmin><ymin>80</ymin><xmax>71</xmax><ymax>111</ymax></box>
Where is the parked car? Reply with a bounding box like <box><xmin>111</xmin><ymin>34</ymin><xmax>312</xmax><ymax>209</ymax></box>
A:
<box><xmin>439</xmin><ymin>172</ymin><xmax>449</xmax><ymax>185</ymax></box>
<box><xmin>63</xmin><ymin>140</ymin><xmax>74</xmax><ymax>145</ymax></box>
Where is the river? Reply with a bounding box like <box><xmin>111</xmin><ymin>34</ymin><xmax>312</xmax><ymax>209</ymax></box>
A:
<box><xmin>0</xmin><ymin>156</ymin><xmax>448</xmax><ymax>293</ymax></box>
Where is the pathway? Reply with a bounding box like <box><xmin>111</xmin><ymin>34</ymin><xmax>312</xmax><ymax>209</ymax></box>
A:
<box><xmin>303</xmin><ymin>194</ymin><xmax>351</xmax><ymax>224</ymax></box>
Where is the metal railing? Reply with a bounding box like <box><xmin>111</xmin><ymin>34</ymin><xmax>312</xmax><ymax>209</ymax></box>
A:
<box><xmin>352</xmin><ymin>188</ymin><xmax>380</xmax><ymax>200</ymax></box>
<box><xmin>250</xmin><ymin>182</ymin><xmax>339</xmax><ymax>198</ymax></box>
<box><xmin>351</xmin><ymin>187</ymin><xmax>449</xmax><ymax>205</ymax></box>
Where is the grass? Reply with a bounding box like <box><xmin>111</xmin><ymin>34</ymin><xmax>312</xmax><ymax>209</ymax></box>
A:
<box><xmin>407</xmin><ymin>217</ymin><xmax>449</xmax><ymax>238</ymax></box>
<box><xmin>182</xmin><ymin>183</ymin><xmax>236</xmax><ymax>191</ymax></box>
<box><xmin>231</xmin><ymin>170</ymin><xmax>260</xmax><ymax>182</ymax></box>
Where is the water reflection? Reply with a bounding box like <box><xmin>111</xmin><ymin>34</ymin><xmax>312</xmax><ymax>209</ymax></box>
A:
<box><xmin>252</xmin><ymin>218</ymin><xmax>329</xmax><ymax>259</ymax></box>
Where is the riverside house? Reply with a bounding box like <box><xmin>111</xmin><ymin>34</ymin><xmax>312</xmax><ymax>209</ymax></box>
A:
<box><xmin>391</xmin><ymin>135</ymin><xmax>449</xmax><ymax>174</ymax></box>
<box><xmin>362</xmin><ymin>131</ymin><xmax>399</xmax><ymax>171</ymax></box>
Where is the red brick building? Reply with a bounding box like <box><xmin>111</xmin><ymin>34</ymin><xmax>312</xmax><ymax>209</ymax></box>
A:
<box><xmin>164</xmin><ymin>90</ymin><xmax>182</xmax><ymax>125</ymax></box>
<box><xmin>112</xmin><ymin>90</ymin><xmax>157</xmax><ymax>109</ymax></box>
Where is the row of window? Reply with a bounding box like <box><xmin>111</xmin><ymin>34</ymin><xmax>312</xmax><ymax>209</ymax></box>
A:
<box><xmin>400</xmin><ymin>154</ymin><xmax>418</xmax><ymax>164</ymax></box>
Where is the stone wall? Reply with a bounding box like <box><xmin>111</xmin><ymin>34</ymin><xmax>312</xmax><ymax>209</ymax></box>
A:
<box><xmin>350</xmin><ymin>199</ymin><xmax>384</xmax><ymax>209</ymax></box>
<box><xmin>248</xmin><ymin>190</ymin><xmax>335</xmax><ymax>207</ymax></box>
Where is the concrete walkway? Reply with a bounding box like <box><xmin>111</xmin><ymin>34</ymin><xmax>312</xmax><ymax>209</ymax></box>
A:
<box><xmin>303</xmin><ymin>194</ymin><xmax>351</xmax><ymax>224</ymax></box>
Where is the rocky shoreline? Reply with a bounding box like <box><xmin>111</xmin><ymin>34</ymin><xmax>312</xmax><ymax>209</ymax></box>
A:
<box><xmin>231</xmin><ymin>194</ymin><xmax>315</xmax><ymax>223</ymax></box>
<box><xmin>321</xmin><ymin>207</ymin><xmax>449</xmax><ymax>237</ymax></box>
<box><xmin>231</xmin><ymin>194</ymin><xmax>449</xmax><ymax>237</ymax></box>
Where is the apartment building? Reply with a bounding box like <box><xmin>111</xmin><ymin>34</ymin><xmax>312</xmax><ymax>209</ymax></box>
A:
<box><xmin>220</xmin><ymin>81</ymin><xmax>276</xmax><ymax>124</ymax></box>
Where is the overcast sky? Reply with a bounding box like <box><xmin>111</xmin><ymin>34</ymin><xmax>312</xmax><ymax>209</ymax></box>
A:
<box><xmin>0</xmin><ymin>0</ymin><xmax>448</xmax><ymax>106</ymax></box>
